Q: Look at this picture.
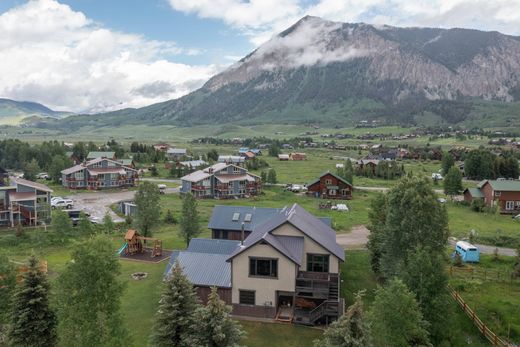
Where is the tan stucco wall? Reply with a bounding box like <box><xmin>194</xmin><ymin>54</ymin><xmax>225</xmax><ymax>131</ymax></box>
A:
<box><xmin>231</xmin><ymin>243</ymin><xmax>297</xmax><ymax>306</ymax></box>
<box><xmin>271</xmin><ymin>223</ymin><xmax>340</xmax><ymax>273</ymax></box>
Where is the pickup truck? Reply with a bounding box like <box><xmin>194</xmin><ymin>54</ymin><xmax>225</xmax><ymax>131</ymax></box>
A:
<box><xmin>51</xmin><ymin>198</ymin><xmax>73</xmax><ymax>209</ymax></box>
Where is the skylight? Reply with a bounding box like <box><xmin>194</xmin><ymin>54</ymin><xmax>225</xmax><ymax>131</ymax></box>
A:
<box><xmin>232</xmin><ymin>212</ymin><xmax>240</xmax><ymax>221</ymax></box>
<box><xmin>244</xmin><ymin>213</ymin><xmax>252</xmax><ymax>222</ymax></box>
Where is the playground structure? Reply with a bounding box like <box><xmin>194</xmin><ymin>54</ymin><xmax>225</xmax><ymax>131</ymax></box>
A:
<box><xmin>119</xmin><ymin>229</ymin><xmax>163</xmax><ymax>258</ymax></box>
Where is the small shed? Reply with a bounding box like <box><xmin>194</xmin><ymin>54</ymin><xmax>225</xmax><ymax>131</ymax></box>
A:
<box><xmin>278</xmin><ymin>154</ymin><xmax>290</xmax><ymax>161</ymax></box>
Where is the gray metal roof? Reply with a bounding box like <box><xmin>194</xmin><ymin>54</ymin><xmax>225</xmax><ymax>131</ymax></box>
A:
<box><xmin>187</xmin><ymin>238</ymin><xmax>240</xmax><ymax>254</ymax></box>
<box><xmin>228</xmin><ymin>204</ymin><xmax>345</xmax><ymax>262</ymax></box>
<box><xmin>208</xmin><ymin>205</ymin><xmax>331</xmax><ymax>232</ymax></box>
<box><xmin>165</xmin><ymin>252</ymin><xmax>232</xmax><ymax>288</ymax></box>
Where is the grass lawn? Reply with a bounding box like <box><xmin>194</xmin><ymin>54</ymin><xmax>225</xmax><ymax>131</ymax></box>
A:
<box><xmin>159</xmin><ymin>186</ymin><xmax>374</xmax><ymax>233</ymax></box>
<box><xmin>446</xmin><ymin>202</ymin><xmax>520</xmax><ymax>246</ymax></box>
<box><xmin>449</xmin><ymin>254</ymin><xmax>520</xmax><ymax>344</ymax></box>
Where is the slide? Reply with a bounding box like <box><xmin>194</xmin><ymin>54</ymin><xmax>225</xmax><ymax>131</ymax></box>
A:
<box><xmin>118</xmin><ymin>243</ymin><xmax>128</xmax><ymax>255</ymax></box>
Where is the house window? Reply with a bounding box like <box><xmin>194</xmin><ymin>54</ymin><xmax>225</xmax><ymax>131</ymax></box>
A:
<box><xmin>239</xmin><ymin>290</ymin><xmax>255</xmax><ymax>305</ymax></box>
<box><xmin>329</xmin><ymin>189</ymin><xmax>336</xmax><ymax>196</ymax></box>
<box><xmin>233</xmin><ymin>167</ymin><xmax>240</xmax><ymax>174</ymax></box>
<box><xmin>341</xmin><ymin>189</ymin><xmax>349</xmax><ymax>196</ymax></box>
<box><xmin>505</xmin><ymin>201</ymin><xmax>515</xmax><ymax>210</ymax></box>
<box><xmin>307</xmin><ymin>254</ymin><xmax>329</xmax><ymax>273</ymax></box>
<box><xmin>249</xmin><ymin>258</ymin><xmax>278</xmax><ymax>278</ymax></box>
<box><xmin>325</xmin><ymin>179</ymin><xmax>332</xmax><ymax>185</ymax></box>
<box><xmin>495</xmin><ymin>191</ymin><xmax>501</xmax><ymax>197</ymax></box>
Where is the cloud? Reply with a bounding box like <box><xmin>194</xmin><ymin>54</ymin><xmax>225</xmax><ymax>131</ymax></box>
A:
<box><xmin>0</xmin><ymin>0</ymin><xmax>219</xmax><ymax>113</ymax></box>
<box><xmin>251</xmin><ymin>17</ymin><xmax>369</xmax><ymax>69</ymax></box>
<box><xmin>169</xmin><ymin>0</ymin><xmax>520</xmax><ymax>46</ymax></box>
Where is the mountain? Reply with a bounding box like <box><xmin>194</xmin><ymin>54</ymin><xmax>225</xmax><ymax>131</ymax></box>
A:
<box><xmin>58</xmin><ymin>16</ymin><xmax>520</xmax><ymax>129</ymax></box>
<box><xmin>0</xmin><ymin>98</ymin><xmax>73</xmax><ymax>125</ymax></box>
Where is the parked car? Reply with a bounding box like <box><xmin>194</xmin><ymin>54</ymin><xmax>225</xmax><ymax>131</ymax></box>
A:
<box><xmin>64</xmin><ymin>209</ymin><xmax>83</xmax><ymax>226</ymax></box>
<box><xmin>431</xmin><ymin>173</ymin><xmax>443</xmax><ymax>180</ymax></box>
<box><xmin>51</xmin><ymin>196</ymin><xmax>63</xmax><ymax>202</ymax></box>
<box><xmin>513</xmin><ymin>213</ymin><xmax>520</xmax><ymax>220</ymax></box>
<box><xmin>158</xmin><ymin>184</ymin><xmax>167</xmax><ymax>194</ymax></box>
<box><xmin>36</xmin><ymin>172</ymin><xmax>50</xmax><ymax>180</ymax></box>
<box><xmin>51</xmin><ymin>198</ymin><xmax>73</xmax><ymax>209</ymax></box>
<box><xmin>285</xmin><ymin>184</ymin><xmax>307</xmax><ymax>193</ymax></box>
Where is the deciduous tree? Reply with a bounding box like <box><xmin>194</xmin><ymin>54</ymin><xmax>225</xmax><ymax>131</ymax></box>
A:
<box><xmin>179</xmin><ymin>193</ymin><xmax>200</xmax><ymax>246</ymax></box>
<box><xmin>134</xmin><ymin>181</ymin><xmax>160</xmax><ymax>238</ymax></box>
<box><xmin>57</xmin><ymin>236</ymin><xmax>127</xmax><ymax>347</ymax></box>
<box><xmin>443</xmin><ymin>166</ymin><xmax>463</xmax><ymax>197</ymax></box>
<box><xmin>369</xmin><ymin>279</ymin><xmax>431</xmax><ymax>347</ymax></box>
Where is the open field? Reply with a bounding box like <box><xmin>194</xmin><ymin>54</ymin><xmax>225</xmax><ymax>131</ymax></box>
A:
<box><xmin>449</xmin><ymin>254</ymin><xmax>520</xmax><ymax>343</ymax></box>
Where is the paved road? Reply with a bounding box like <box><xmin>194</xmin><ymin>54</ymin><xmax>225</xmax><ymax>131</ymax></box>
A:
<box><xmin>448</xmin><ymin>238</ymin><xmax>517</xmax><ymax>257</ymax></box>
<box><xmin>337</xmin><ymin>226</ymin><xmax>518</xmax><ymax>256</ymax></box>
<box><xmin>141</xmin><ymin>178</ymin><xmax>181</xmax><ymax>184</ymax></box>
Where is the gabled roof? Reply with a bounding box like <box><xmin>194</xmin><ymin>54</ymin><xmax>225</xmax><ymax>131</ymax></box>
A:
<box><xmin>186</xmin><ymin>238</ymin><xmax>241</xmax><ymax>255</ymax></box>
<box><xmin>13</xmin><ymin>178</ymin><xmax>52</xmax><ymax>193</ymax></box>
<box><xmin>181</xmin><ymin>170</ymin><xmax>211</xmax><ymax>183</ymax></box>
<box><xmin>478</xmin><ymin>180</ymin><xmax>520</xmax><ymax>192</ymax></box>
<box><xmin>227</xmin><ymin>204</ymin><xmax>344</xmax><ymax>262</ymax></box>
<box><xmin>87</xmin><ymin>151</ymin><xmax>115</xmax><ymax>159</ymax></box>
<box><xmin>464</xmin><ymin>187</ymin><xmax>484</xmax><ymax>198</ymax></box>
<box><xmin>61</xmin><ymin>164</ymin><xmax>85</xmax><ymax>175</ymax></box>
<box><xmin>167</xmin><ymin>148</ymin><xmax>187</xmax><ymax>154</ymax></box>
<box><xmin>307</xmin><ymin>171</ymin><xmax>353</xmax><ymax>188</ymax></box>
<box><xmin>208</xmin><ymin>205</ymin><xmax>332</xmax><ymax>232</ymax></box>
<box><xmin>164</xmin><ymin>238</ymin><xmax>240</xmax><ymax>288</ymax></box>
<box><xmin>179</xmin><ymin>159</ymin><xmax>207</xmax><ymax>167</ymax></box>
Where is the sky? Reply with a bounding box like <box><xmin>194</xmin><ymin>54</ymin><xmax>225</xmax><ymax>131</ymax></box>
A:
<box><xmin>1</xmin><ymin>0</ymin><xmax>520</xmax><ymax>113</ymax></box>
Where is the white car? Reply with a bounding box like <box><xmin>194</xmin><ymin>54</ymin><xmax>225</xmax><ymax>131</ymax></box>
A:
<box><xmin>36</xmin><ymin>172</ymin><xmax>50</xmax><ymax>180</ymax></box>
<box><xmin>51</xmin><ymin>196</ymin><xmax>63</xmax><ymax>202</ymax></box>
<box><xmin>432</xmin><ymin>173</ymin><xmax>443</xmax><ymax>180</ymax></box>
<box><xmin>51</xmin><ymin>198</ymin><xmax>73</xmax><ymax>209</ymax></box>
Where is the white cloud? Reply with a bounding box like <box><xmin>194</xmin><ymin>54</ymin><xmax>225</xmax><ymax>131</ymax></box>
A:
<box><xmin>169</xmin><ymin>0</ymin><xmax>520</xmax><ymax>46</ymax></box>
<box><xmin>0</xmin><ymin>0</ymin><xmax>219</xmax><ymax>113</ymax></box>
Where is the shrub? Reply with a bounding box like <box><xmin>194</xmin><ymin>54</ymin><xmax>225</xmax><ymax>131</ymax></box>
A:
<box><xmin>470</xmin><ymin>199</ymin><xmax>485</xmax><ymax>212</ymax></box>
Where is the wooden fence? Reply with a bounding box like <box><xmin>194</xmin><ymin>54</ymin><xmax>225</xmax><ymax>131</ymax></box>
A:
<box><xmin>449</xmin><ymin>266</ymin><xmax>520</xmax><ymax>284</ymax></box>
<box><xmin>448</xmin><ymin>285</ymin><xmax>513</xmax><ymax>347</ymax></box>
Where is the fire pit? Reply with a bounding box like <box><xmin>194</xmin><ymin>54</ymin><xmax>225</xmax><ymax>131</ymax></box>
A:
<box><xmin>131</xmin><ymin>272</ymin><xmax>148</xmax><ymax>280</ymax></box>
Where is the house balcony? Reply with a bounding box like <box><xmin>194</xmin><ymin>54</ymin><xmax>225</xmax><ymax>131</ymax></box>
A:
<box><xmin>295</xmin><ymin>271</ymin><xmax>340</xmax><ymax>300</ymax></box>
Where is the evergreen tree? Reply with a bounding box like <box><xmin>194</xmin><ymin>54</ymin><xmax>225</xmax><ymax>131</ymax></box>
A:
<box><xmin>179</xmin><ymin>193</ymin><xmax>200</xmax><ymax>246</ymax></box>
<box><xmin>57</xmin><ymin>236</ymin><xmax>127</xmax><ymax>347</ymax></box>
<box><xmin>369</xmin><ymin>279</ymin><xmax>431</xmax><ymax>347</ymax></box>
<box><xmin>77</xmin><ymin>212</ymin><xmax>93</xmax><ymax>235</ymax></box>
<box><xmin>8</xmin><ymin>255</ymin><xmax>57</xmax><ymax>347</ymax></box>
<box><xmin>443</xmin><ymin>166</ymin><xmax>463</xmax><ymax>197</ymax></box>
<box><xmin>315</xmin><ymin>293</ymin><xmax>371</xmax><ymax>347</ymax></box>
<box><xmin>134</xmin><ymin>181</ymin><xmax>161</xmax><ymax>238</ymax></box>
<box><xmin>267</xmin><ymin>169</ymin><xmax>277</xmax><ymax>184</ymax></box>
<box><xmin>441</xmin><ymin>152</ymin><xmax>455</xmax><ymax>175</ymax></box>
<box><xmin>102</xmin><ymin>212</ymin><xmax>115</xmax><ymax>234</ymax></box>
<box><xmin>49</xmin><ymin>155</ymin><xmax>69</xmax><ymax>183</ymax></box>
<box><xmin>207</xmin><ymin>149</ymin><xmax>219</xmax><ymax>162</ymax></box>
<box><xmin>402</xmin><ymin>248</ymin><xmax>454</xmax><ymax>345</ymax></box>
<box><xmin>52</xmin><ymin>209</ymin><xmax>72</xmax><ymax>237</ymax></box>
<box><xmin>0</xmin><ymin>253</ymin><xmax>15</xmax><ymax>324</ymax></box>
<box><xmin>195</xmin><ymin>287</ymin><xmax>245</xmax><ymax>347</ymax></box>
<box><xmin>164</xmin><ymin>209</ymin><xmax>176</xmax><ymax>224</ymax></box>
<box><xmin>151</xmin><ymin>262</ymin><xmax>199</xmax><ymax>347</ymax></box>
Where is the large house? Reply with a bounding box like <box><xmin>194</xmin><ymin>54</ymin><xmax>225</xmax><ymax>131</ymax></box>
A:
<box><xmin>166</xmin><ymin>148</ymin><xmax>187</xmax><ymax>161</ymax></box>
<box><xmin>208</xmin><ymin>205</ymin><xmax>331</xmax><ymax>240</ymax></box>
<box><xmin>0</xmin><ymin>178</ymin><xmax>52</xmax><ymax>227</ymax></box>
<box><xmin>61</xmin><ymin>157</ymin><xmax>139</xmax><ymax>190</ymax></box>
<box><xmin>218</xmin><ymin>155</ymin><xmax>245</xmax><ymax>167</ymax></box>
<box><xmin>464</xmin><ymin>180</ymin><xmax>520</xmax><ymax>214</ymax></box>
<box><xmin>180</xmin><ymin>163</ymin><xmax>261</xmax><ymax>199</ymax></box>
<box><xmin>86</xmin><ymin>151</ymin><xmax>116</xmax><ymax>160</ymax></box>
<box><xmin>165</xmin><ymin>204</ymin><xmax>345</xmax><ymax>325</ymax></box>
<box><xmin>307</xmin><ymin>172</ymin><xmax>353</xmax><ymax>200</ymax></box>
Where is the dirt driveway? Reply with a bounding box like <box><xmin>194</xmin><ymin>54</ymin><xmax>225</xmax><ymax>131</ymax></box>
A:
<box><xmin>66</xmin><ymin>190</ymin><xmax>136</xmax><ymax>223</ymax></box>
<box><xmin>336</xmin><ymin>225</ymin><xmax>369</xmax><ymax>249</ymax></box>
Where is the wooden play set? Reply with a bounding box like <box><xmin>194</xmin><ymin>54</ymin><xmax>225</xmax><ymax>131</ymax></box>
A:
<box><xmin>119</xmin><ymin>229</ymin><xmax>163</xmax><ymax>258</ymax></box>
